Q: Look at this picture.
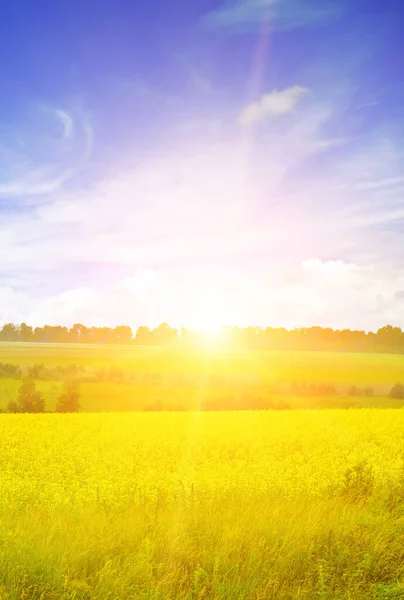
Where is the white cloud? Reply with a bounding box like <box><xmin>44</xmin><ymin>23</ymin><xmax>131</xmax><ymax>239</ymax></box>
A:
<box><xmin>27</xmin><ymin>288</ymin><xmax>102</xmax><ymax>327</ymax></box>
<box><xmin>3</xmin><ymin>259</ymin><xmax>404</xmax><ymax>332</ymax></box>
<box><xmin>239</xmin><ymin>86</ymin><xmax>308</xmax><ymax>125</ymax></box>
<box><xmin>0</xmin><ymin>287</ymin><xmax>29</xmax><ymax>324</ymax></box>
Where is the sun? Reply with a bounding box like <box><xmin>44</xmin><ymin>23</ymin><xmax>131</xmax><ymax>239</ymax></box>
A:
<box><xmin>189</xmin><ymin>315</ymin><xmax>223</xmax><ymax>335</ymax></box>
<box><xmin>184</xmin><ymin>306</ymin><xmax>226</xmax><ymax>338</ymax></box>
<box><xmin>180</xmin><ymin>288</ymin><xmax>232</xmax><ymax>341</ymax></box>
<box><xmin>197</xmin><ymin>318</ymin><xmax>222</xmax><ymax>336</ymax></box>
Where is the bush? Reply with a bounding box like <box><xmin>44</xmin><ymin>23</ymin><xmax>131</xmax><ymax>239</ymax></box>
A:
<box><xmin>108</xmin><ymin>366</ymin><xmax>124</xmax><ymax>383</ymax></box>
<box><xmin>390</xmin><ymin>383</ymin><xmax>404</xmax><ymax>399</ymax></box>
<box><xmin>347</xmin><ymin>385</ymin><xmax>374</xmax><ymax>398</ymax></box>
<box><xmin>0</xmin><ymin>362</ymin><xmax>22</xmax><ymax>379</ymax></box>
<box><xmin>273</xmin><ymin>400</ymin><xmax>291</xmax><ymax>410</ymax></box>
<box><xmin>143</xmin><ymin>399</ymin><xmax>164</xmax><ymax>411</ymax></box>
<box><xmin>52</xmin><ymin>364</ymin><xmax>83</xmax><ymax>380</ymax></box>
<box><xmin>27</xmin><ymin>363</ymin><xmax>47</xmax><ymax>380</ymax></box>
<box><xmin>290</xmin><ymin>381</ymin><xmax>308</xmax><ymax>396</ymax></box>
<box><xmin>94</xmin><ymin>367</ymin><xmax>107</xmax><ymax>382</ymax></box>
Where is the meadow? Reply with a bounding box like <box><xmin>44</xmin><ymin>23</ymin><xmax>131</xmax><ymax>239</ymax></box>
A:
<box><xmin>0</xmin><ymin>343</ymin><xmax>404</xmax><ymax>411</ymax></box>
<box><xmin>1</xmin><ymin>410</ymin><xmax>404</xmax><ymax>599</ymax></box>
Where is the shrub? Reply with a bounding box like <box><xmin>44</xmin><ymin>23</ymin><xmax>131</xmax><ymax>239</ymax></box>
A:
<box><xmin>27</xmin><ymin>363</ymin><xmax>47</xmax><ymax>380</ymax></box>
<box><xmin>108</xmin><ymin>366</ymin><xmax>124</xmax><ymax>383</ymax></box>
<box><xmin>143</xmin><ymin>399</ymin><xmax>164</xmax><ymax>412</ymax></box>
<box><xmin>53</xmin><ymin>364</ymin><xmax>83</xmax><ymax>380</ymax></box>
<box><xmin>347</xmin><ymin>385</ymin><xmax>374</xmax><ymax>397</ymax></box>
<box><xmin>389</xmin><ymin>383</ymin><xmax>404</xmax><ymax>399</ymax></box>
<box><xmin>273</xmin><ymin>400</ymin><xmax>291</xmax><ymax>410</ymax></box>
<box><xmin>307</xmin><ymin>383</ymin><xmax>337</xmax><ymax>396</ymax></box>
<box><xmin>290</xmin><ymin>381</ymin><xmax>308</xmax><ymax>396</ymax></box>
<box><xmin>94</xmin><ymin>368</ymin><xmax>107</xmax><ymax>382</ymax></box>
<box><xmin>0</xmin><ymin>362</ymin><xmax>22</xmax><ymax>379</ymax></box>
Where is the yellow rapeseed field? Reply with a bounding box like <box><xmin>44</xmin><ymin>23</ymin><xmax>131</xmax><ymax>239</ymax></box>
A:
<box><xmin>1</xmin><ymin>410</ymin><xmax>404</xmax><ymax>598</ymax></box>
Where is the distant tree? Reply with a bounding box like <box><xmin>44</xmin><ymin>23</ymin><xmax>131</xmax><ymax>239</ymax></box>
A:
<box><xmin>16</xmin><ymin>379</ymin><xmax>45</xmax><ymax>413</ymax></box>
<box><xmin>114</xmin><ymin>326</ymin><xmax>133</xmax><ymax>343</ymax></box>
<box><xmin>376</xmin><ymin>326</ymin><xmax>404</xmax><ymax>352</ymax></box>
<box><xmin>135</xmin><ymin>326</ymin><xmax>154</xmax><ymax>345</ymax></box>
<box><xmin>390</xmin><ymin>383</ymin><xmax>404</xmax><ymax>400</ymax></box>
<box><xmin>32</xmin><ymin>327</ymin><xmax>45</xmax><ymax>342</ymax></box>
<box><xmin>19</xmin><ymin>323</ymin><xmax>33</xmax><ymax>341</ymax></box>
<box><xmin>69</xmin><ymin>324</ymin><xmax>88</xmax><ymax>343</ymax></box>
<box><xmin>0</xmin><ymin>323</ymin><xmax>19</xmax><ymax>342</ymax></box>
<box><xmin>155</xmin><ymin>323</ymin><xmax>177</xmax><ymax>344</ymax></box>
<box><xmin>56</xmin><ymin>381</ymin><xmax>81</xmax><ymax>413</ymax></box>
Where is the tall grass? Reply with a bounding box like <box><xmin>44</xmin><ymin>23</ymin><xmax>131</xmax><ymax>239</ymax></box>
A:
<box><xmin>0</xmin><ymin>411</ymin><xmax>404</xmax><ymax>598</ymax></box>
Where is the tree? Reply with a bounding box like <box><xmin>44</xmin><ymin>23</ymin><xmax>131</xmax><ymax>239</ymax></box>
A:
<box><xmin>114</xmin><ymin>326</ymin><xmax>133</xmax><ymax>343</ymax></box>
<box><xmin>155</xmin><ymin>323</ymin><xmax>177</xmax><ymax>344</ymax></box>
<box><xmin>56</xmin><ymin>381</ymin><xmax>81</xmax><ymax>413</ymax></box>
<box><xmin>135</xmin><ymin>326</ymin><xmax>154</xmax><ymax>345</ymax></box>
<box><xmin>376</xmin><ymin>325</ymin><xmax>404</xmax><ymax>352</ymax></box>
<box><xmin>389</xmin><ymin>383</ymin><xmax>404</xmax><ymax>400</ymax></box>
<box><xmin>69</xmin><ymin>324</ymin><xmax>88</xmax><ymax>342</ymax></box>
<box><xmin>19</xmin><ymin>323</ymin><xmax>33</xmax><ymax>341</ymax></box>
<box><xmin>16</xmin><ymin>379</ymin><xmax>45</xmax><ymax>413</ymax></box>
<box><xmin>0</xmin><ymin>323</ymin><xmax>19</xmax><ymax>341</ymax></box>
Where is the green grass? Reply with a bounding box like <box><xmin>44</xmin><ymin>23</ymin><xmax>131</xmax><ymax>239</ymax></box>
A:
<box><xmin>0</xmin><ymin>343</ymin><xmax>403</xmax><ymax>386</ymax></box>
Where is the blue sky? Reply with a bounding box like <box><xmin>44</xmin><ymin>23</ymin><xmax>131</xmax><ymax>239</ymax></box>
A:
<box><xmin>1</xmin><ymin>0</ymin><xmax>404</xmax><ymax>330</ymax></box>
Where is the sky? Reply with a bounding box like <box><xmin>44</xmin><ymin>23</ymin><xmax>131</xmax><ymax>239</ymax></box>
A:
<box><xmin>1</xmin><ymin>0</ymin><xmax>404</xmax><ymax>331</ymax></box>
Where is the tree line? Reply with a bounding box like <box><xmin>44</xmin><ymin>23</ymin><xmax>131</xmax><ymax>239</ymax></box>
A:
<box><xmin>2</xmin><ymin>322</ymin><xmax>404</xmax><ymax>353</ymax></box>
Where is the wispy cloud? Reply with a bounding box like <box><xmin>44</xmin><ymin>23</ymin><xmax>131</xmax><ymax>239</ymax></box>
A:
<box><xmin>202</xmin><ymin>0</ymin><xmax>342</xmax><ymax>33</ymax></box>
<box><xmin>0</xmin><ymin>169</ymin><xmax>71</xmax><ymax>199</ymax></box>
<box><xmin>239</xmin><ymin>85</ymin><xmax>307</xmax><ymax>124</ymax></box>
<box><xmin>353</xmin><ymin>176</ymin><xmax>404</xmax><ymax>191</ymax></box>
<box><xmin>356</xmin><ymin>100</ymin><xmax>380</xmax><ymax>111</ymax></box>
<box><xmin>53</xmin><ymin>109</ymin><xmax>74</xmax><ymax>139</ymax></box>
<box><xmin>0</xmin><ymin>107</ymin><xmax>93</xmax><ymax>201</ymax></box>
